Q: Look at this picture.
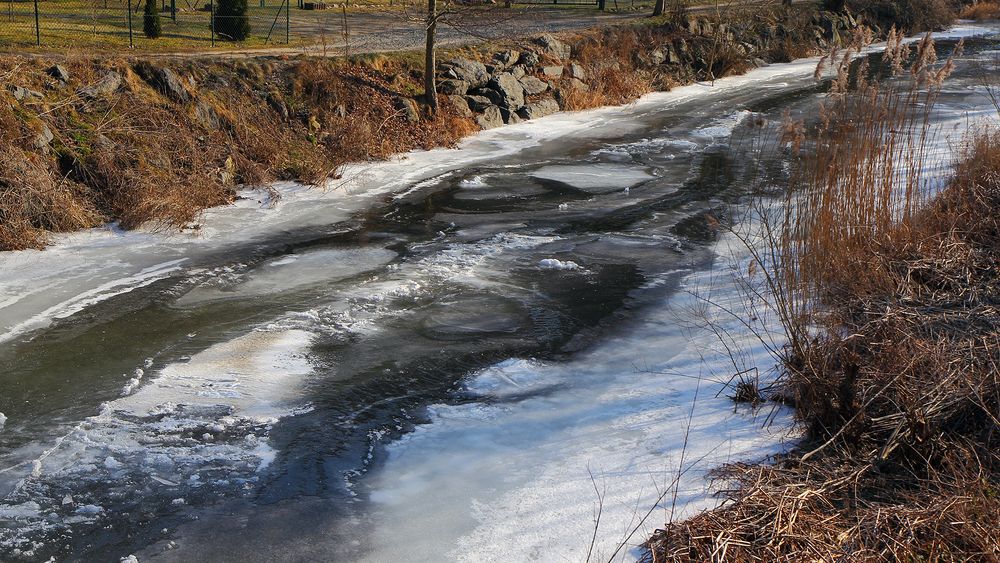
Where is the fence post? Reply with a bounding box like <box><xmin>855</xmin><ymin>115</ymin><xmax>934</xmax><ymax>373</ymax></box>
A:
<box><xmin>171</xmin><ymin>0</ymin><xmax>176</xmax><ymax>21</ymax></box>
<box><xmin>598</xmin><ymin>0</ymin><xmax>604</xmax><ymax>9</ymax></box>
<box><xmin>126</xmin><ymin>0</ymin><xmax>133</xmax><ymax>47</ymax></box>
<box><xmin>33</xmin><ymin>0</ymin><xmax>39</xmax><ymax>46</ymax></box>
<box><xmin>210</xmin><ymin>0</ymin><xmax>214</xmax><ymax>47</ymax></box>
<box><xmin>285</xmin><ymin>0</ymin><xmax>289</xmax><ymax>44</ymax></box>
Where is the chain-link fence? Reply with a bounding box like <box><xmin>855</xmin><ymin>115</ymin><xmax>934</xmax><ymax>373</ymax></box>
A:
<box><xmin>0</xmin><ymin>0</ymin><xmax>621</xmax><ymax>52</ymax></box>
<box><xmin>0</xmin><ymin>0</ymin><xmax>297</xmax><ymax>49</ymax></box>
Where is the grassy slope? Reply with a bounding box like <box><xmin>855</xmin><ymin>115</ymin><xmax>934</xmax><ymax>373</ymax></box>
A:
<box><xmin>0</xmin><ymin>3</ymin><xmax>844</xmax><ymax>251</ymax></box>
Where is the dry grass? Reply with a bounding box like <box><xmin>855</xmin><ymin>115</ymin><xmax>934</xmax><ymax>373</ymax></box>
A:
<box><xmin>0</xmin><ymin>54</ymin><xmax>474</xmax><ymax>250</ymax></box>
<box><xmin>849</xmin><ymin>0</ymin><xmax>959</xmax><ymax>33</ymax></box>
<box><xmin>960</xmin><ymin>1</ymin><xmax>1000</xmax><ymax>19</ymax></box>
<box><xmin>648</xmin><ymin>32</ymin><xmax>1000</xmax><ymax>561</ymax></box>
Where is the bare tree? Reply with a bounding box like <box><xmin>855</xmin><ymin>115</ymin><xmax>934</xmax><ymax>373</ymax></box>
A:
<box><xmin>425</xmin><ymin>0</ymin><xmax>439</xmax><ymax>112</ymax></box>
<box><xmin>412</xmin><ymin>1</ymin><xmax>521</xmax><ymax>114</ymax></box>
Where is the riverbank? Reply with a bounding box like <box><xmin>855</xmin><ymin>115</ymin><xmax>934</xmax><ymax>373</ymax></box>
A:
<box><xmin>0</xmin><ymin>3</ymin><xmax>882</xmax><ymax>251</ymax></box>
<box><xmin>647</xmin><ymin>27</ymin><xmax>1000</xmax><ymax>561</ymax></box>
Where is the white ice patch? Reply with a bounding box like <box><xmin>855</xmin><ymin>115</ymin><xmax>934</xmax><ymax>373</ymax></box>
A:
<box><xmin>459</xmin><ymin>175</ymin><xmax>487</xmax><ymax>188</ymax></box>
<box><xmin>0</xmin><ymin>329</ymin><xmax>315</xmax><ymax>554</ymax></box>
<box><xmin>0</xmin><ymin>413</ymin><xmax>6</xmax><ymax>432</ymax></box>
<box><xmin>692</xmin><ymin>109</ymin><xmax>756</xmax><ymax>139</ymax></box>
<box><xmin>537</xmin><ymin>258</ymin><xmax>580</xmax><ymax>271</ymax></box>
<box><xmin>360</xmin><ymin>226</ymin><xmax>798</xmax><ymax>563</ymax></box>
<box><xmin>531</xmin><ymin>164</ymin><xmax>654</xmax><ymax>193</ymax></box>
<box><xmin>177</xmin><ymin>247</ymin><xmax>397</xmax><ymax>306</ymax></box>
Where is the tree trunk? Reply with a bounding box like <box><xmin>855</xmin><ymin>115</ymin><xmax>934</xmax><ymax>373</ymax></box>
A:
<box><xmin>424</xmin><ymin>0</ymin><xmax>438</xmax><ymax>113</ymax></box>
<box><xmin>652</xmin><ymin>0</ymin><xmax>664</xmax><ymax>16</ymax></box>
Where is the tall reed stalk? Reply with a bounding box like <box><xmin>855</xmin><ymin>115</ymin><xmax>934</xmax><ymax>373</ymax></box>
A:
<box><xmin>755</xmin><ymin>30</ymin><xmax>961</xmax><ymax>365</ymax></box>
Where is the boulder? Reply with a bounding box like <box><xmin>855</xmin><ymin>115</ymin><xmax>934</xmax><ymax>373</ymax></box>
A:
<box><xmin>493</xmin><ymin>50</ymin><xmax>520</xmax><ymax>69</ymax></box>
<box><xmin>445</xmin><ymin>94</ymin><xmax>473</xmax><ymax>117</ymax></box>
<box><xmin>7</xmin><ymin>85</ymin><xmax>43</xmax><ymax>102</ymax></box>
<box><xmin>534</xmin><ymin>34</ymin><xmax>571</xmax><ymax>61</ymax></box>
<box><xmin>516</xmin><ymin>97</ymin><xmax>559</xmax><ymax>120</ymax></box>
<box><xmin>47</xmin><ymin>65</ymin><xmax>70</xmax><ymax>83</ymax></box>
<box><xmin>438</xmin><ymin>79</ymin><xmax>470</xmax><ymax>96</ymax></box>
<box><xmin>485</xmin><ymin>73</ymin><xmax>524</xmax><ymax>109</ymax></box>
<box><xmin>476</xmin><ymin>105</ymin><xmax>504</xmax><ymax>129</ymax></box>
<box><xmin>567</xmin><ymin>78</ymin><xmax>590</xmax><ymax>92</ymax></box>
<box><xmin>134</xmin><ymin>62</ymin><xmax>190</xmax><ymax>103</ymax></box>
<box><xmin>518</xmin><ymin>51</ymin><xmax>541</xmax><ymax>67</ymax></box>
<box><xmin>79</xmin><ymin>72</ymin><xmax>123</xmax><ymax>99</ymax></box>
<box><xmin>438</xmin><ymin>58</ymin><xmax>490</xmax><ymax>88</ymax></box>
<box><xmin>464</xmin><ymin>94</ymin><xmax>494</xmax><ymax>112</ymax></box>
<box><xmin>541</xmin><ymin>65</ymin><xmax>564</xmax><ymax>78</ymax></box>
<box><xmin>519</xmin><ymin>75</ymin><xmax>549</xmax><ymax>96</ymax></box>
<box><xmin>394</xmin><ymin>97</ymin><xmax>421</xmax><ymax>123</ymax></box>
<box><xmin>500</xmin><ymin>107</ymin><xmax>522</xmax><ymax>124</ymax></box>
<box><xmin>569</xmin><ymin>63</ymin><xmax>586</xmax><ymax>80</ymax></box>
<box><xmin>510</xmin><ymin>65</ymin><xmax>527</xmax><ymax>79</ymax></box>
<box><xmin>33</xmin><ymin>124</ymin><xmax>54</xmax><ymax>153</ymax></box>
<box><xmin>194</xmin><ymin>99</ymin><xmax>222</xmax><ymax>129</ymax></box>
<box><xmin>648</xmin><ymin>49</ymin><xmax>667</xmax><ymax>65</ymax></box>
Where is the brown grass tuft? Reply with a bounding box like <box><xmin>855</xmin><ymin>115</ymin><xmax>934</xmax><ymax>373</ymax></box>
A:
<box><xmin>960</xmin><ymin>1</ymin><xmax>1000</xmax><ymax>20</ymax></box>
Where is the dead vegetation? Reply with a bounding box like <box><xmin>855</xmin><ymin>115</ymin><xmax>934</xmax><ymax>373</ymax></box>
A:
<box><xmin>0</xmin><ymin>54</ymin><xmax>477</xmax><ymax>251</ymax></box>
<box><xmin>647</xmin><ymin>31</ymin><xmax>1000</xmax><ymax>561</ymax></box>
<box><xmin>0</xmin><ymin>1</ymin><xmax>950</xmax><ymax>251</ymax></box>
<box><xmin>960</xmin><ymin>1</ymin><xmax>1000</xmax><ymax>19</ymax></box>
<box><xmin>848</xmin><ymin>0</ymin><xmax>960</xmax><ymax>33</ymax></box>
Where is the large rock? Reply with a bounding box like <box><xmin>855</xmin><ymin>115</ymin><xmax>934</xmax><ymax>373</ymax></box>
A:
<box><xmin>445</xmin><ymin>94</ymin><xmax>473</xmax><ymax>117</ymax></box>
<box><xmin>518</xmin><ymin>51</ymin><xmax>541</xmax><ymax>67</ymax></box>
<box><xmin>519</xmin><ymin>76</ymin><xmax>549</xmax><ymax>96</ymax></box>
<box><xmin>134</xmin><ymin>62</ymin><xmax>190</xmax><ymax>103</ymax></box>
<box><xmin>476</xmin><ymin>105</ymin><xmax>504</xmax><ymax>130</ymax></box>
<box><xmin>541</xmin><ymin>65</ymin><xmax>564</xmax><ymax>78</ymax></box>
<box><xmin>516</xmin><ymin>98</ymin><xmax>559</xmax><ymax>120</ymax></box>
<box><xmin>439</xmin><ymin>58</ymin><xmax>490</xmax><ymax>88</ymax></box>
<box><xmin>534</xmin><ymin>34</ymin><xmax>571</xmax><ymax>61</ymax></box>
<box><xmin>569</xmin><ymin>63</ymin><xmax>586</xmax><ymax>80</ymax></box>
<box><xmin>485</xmin><ymin>73</ymin><xmax>524</xmax><ymax>109</ymax></box>
<box><xmin>499</xmin><ymin>107</ymin><xmax>522</xmax><ymax>124</ymax></box>
<box><xmin>47</xmin><ymin>65</ymin><xmax>70</xmax><ymax>83</ymax></box>
<box><xmin>7</xmin><ymin>85</ymin><xmax>43</xmax><ymax>102</ymax></box>
<box><xmin>394</xmin><ymin>97</ymin><xmax>421</xmax><ymax>123</ymax></box>
<box><xmin>33</xmin><ymin>124</ymin><xmax>54</xmax><ymax>153</ymax></box>
<box><xmin>464</xmin><ymin>94</ymin><xmax>494</xmax><ymax>112</ymax></box>
<box><xmin>79</xmin><ymin>72</ymin><xmax>123</xmax><ymax>99</ymax></box>
<box><xmin>438</xmin><ymin>79</ymin><xmax>470</xmax><ymax>96</ymax></box>
<box><xmin>194</xmin><ymin>99</ymin><xmax>222</xmax><ymax>129</ymax></box>
<box><xmin>492</xmin><ymin>50</ymin><xmax>520</xmax><ymax>69</ymax></box>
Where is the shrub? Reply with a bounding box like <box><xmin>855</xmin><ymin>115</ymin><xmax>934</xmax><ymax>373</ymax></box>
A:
<box><xmin>960</xmin><ymin>1</ymin><xmax>1000</xmax><ymax>20</ymax></box>
<box><xmin>212</xmin><ymin>0</ymin><xmax>250</xmax><ymax>41</ymax></box>
<box><xmin>143</xmin><ymin>0</ymin><xmax>161</xmax><ymax>39</ymax></box>
<box><xmin>848</xmin><ymin>0</ymin><xmax>958</xmax><ymax>32</ymax></box>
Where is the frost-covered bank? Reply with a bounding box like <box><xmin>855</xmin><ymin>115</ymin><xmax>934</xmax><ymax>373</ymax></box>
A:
<box><xmin>0</xmin><ymin>3</ymin><xmax>865</xmax><ymax>251</ymax></box>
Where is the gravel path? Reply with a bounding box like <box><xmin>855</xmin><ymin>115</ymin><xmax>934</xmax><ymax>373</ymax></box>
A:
<box><xmin>161</xmin><ymin>8</ymin><xmax>647</xmax><ymax>58</ymax></box>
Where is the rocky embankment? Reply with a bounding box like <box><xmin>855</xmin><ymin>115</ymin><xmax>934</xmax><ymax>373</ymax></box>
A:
<box><xmin>434</xmin><ymin>11</ymin><xmax>862</xmax><ymax>129</ymax></box>
<box><xmin>0</xmin><ymin>8</ymin><xmax>861</xmax><ymax>250</ymax></box>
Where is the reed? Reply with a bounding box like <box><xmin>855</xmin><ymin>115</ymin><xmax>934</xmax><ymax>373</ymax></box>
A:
<box><xmin>648</xmin><ymin>31</ymin><xmax>1000</xmax><ymax>561</ymax></box>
